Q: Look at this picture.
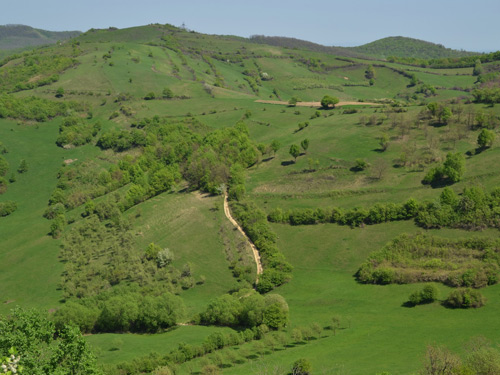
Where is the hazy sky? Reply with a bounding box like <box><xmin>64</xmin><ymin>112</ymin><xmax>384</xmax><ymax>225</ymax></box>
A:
<box><xmin>3</xmin><ymin>0</ymin><xmax>499</xmax><ymax>52</ymax></box>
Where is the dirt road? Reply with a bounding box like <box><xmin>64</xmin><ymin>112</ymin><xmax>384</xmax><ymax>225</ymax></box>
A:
<box><xmin>223</xmin><ymin>193</ymin><xmax>263</xmax><ymax>280</ymax></box>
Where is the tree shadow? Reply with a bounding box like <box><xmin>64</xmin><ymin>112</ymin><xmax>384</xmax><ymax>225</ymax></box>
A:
<box><xmin>262</xmin><ymin>156</ymin><xmax>274</xmax><ymax>162</ymax></box>
<box><xmin>281</xmin><ymin>160</ymin><xmax>295</xmax><ymax>166</ymax></box>
<box><xmin>401</xmin><ymin>301</ymin><xmax>416</xmax><ymax>308</ymax></box>
<box><xmin>371</xmin><ymin>148</ymin><xmax>385</xmax><ymax>153</ymax></box>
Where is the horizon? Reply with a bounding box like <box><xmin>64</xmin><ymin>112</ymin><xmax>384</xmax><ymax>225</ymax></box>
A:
<box><xmin>1</xmin><ymin>0</ymin><xmax>499</xmax><ymax>52</ymax></box>
<box><xmin>0</xmin><ymin>23</ymin><xmax>496</xmax><ymax>54</ymax></box>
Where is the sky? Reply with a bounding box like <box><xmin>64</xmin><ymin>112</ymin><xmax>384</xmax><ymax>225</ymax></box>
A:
<box><xmin>2</xmin><ymin>0</ymin><xmax>499</xmax><ymax>52</ymax></box>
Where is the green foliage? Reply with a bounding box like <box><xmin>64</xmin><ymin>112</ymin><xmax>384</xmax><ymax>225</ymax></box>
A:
<box><xmin>0</xmin><ymin>307</ymin><xmax>101</xmax><ymax>374</ymax></box>
<box><xmin>17</xmin><ymin>159</ymin><xmax>28</xmax><ymax>173</ymax></box>
<box><xmin>408</xmin><ymin>284</ymin><xmax>439</xmax><ymax>305</ymax></box>
<box><xmin>230</xmin><ymin>200</ymin><xmax>292</xmax><ymax>292</ymax></box>
<box><xmin>288</xmin><ymin>96</ymin><xmax>301</xmax><ymax>106</ymax></box>
<box><xmin>357</xmin><ymin>233</ymin><xmax>500</xmax><ymax>287</ymax></box>
<box><xmin>56</xmin><ymin>117</ymin><xmax>100</xmax><ymax>147</ymax></box>
<box><xmin>289</xmin><ymin>144</ymin><xmax>300</xmax><ymax>161</ymax></box>
<box><xmin>445</xmin><ymin>288</ymin><xmax>485</xmax><ymax>308</ymax></box>
<box><xmin>292</xmin><ymin>358</ymin><xmax>312</xmax><ymax>375</ymax></box>
<box><xmin>268</xmin><ymin>198</ymin><xmax>419</xmax><ymax>227</ymax></box>
<box><xmin>55</xmin><ymin>87</ymin><xmax>65</xmax><ymax>98</ymax></box>
<box><xmin>0</xmin><ymin>52</ymin><xmax>77</xmax><ymax>93</ymax></box>
<box><xmin>0</xmin><ymin>155</ymin><xmax>8</xmax><ymax>176</ymax></box>
<box><xmin>423</xmin><ymin>152</ymin><xmax>465</xmax><ymax>185</ymax></box>
<box><xmin>55</xmin><ymin>287</ymin><xmax>185</xmax><ymax>334</ymax></box>
<box><xmin>0</xmin><ymin>94</ymin><xmax>81</xmax><ymax>122</ymax></box>
<box><xmin>144</xmin><ymin>92</ymin><xmax>156</xmax><ymax>100</ymax></box>
<box><xmin>320</xmin><ymin>95</ymin><xmax>339</xmax><ymax>109</ymax></box>
<box><xmin>300</xmin><ymin>139</ymin><xmax>309</xmax><ymax>153</ymax></box>
<box><xmin>0</xmin><ymin>201</ymin><xmax>17</xmax><ymax>217</ymax></box>
<box><xmin>162</xmin><ymin>87</ymin><xmax>174</xmax><ymax>99</ymax></box>
<box><xmin>354</xmin><ymin>158</ymin><xmax>368</xmax><ymax>171</ymax></box>
<box><xmin>199</xmin><ymin>289</ymin><xmax>289</xmax><ymax>330</ymax></box>
<box><xmin>477</xmin><ymin>128</ymin><xmax>495</xmax><ymax>149</ymax></box>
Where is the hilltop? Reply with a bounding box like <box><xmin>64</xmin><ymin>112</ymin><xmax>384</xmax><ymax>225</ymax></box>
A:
<box><xmin>250</xmin><ymin>34</ymin><xmax>476</xmax><ymax>60</ymax></box>
<box><xmin>350</xmin><ymin>35</ymin><xmax>477</xmax><ymax>59</ymax></box>
<box><xmin>0</xmin><ymin>24</ymin><xmax>81</xmax><ymax>50</ymax></box>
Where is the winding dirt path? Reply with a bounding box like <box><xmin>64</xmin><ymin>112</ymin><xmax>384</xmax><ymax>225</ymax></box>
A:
<box><xmin>255</xmin><ymin>99</ymin><xmax>381</xmax><ymax>107</ymax></box>
<box><xmin>223</xmin><ymin>193</ymin><xmax>263</xmax><ymax>280</ymax></box>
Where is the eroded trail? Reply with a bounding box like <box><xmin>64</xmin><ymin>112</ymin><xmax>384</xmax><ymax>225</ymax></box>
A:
<box><xmin>223</xmin><ymin>193</ymin><xmax>263</xmax><ymax>280</ymax></box>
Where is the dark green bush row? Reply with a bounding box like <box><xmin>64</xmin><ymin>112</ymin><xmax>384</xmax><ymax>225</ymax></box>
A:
<box><xmin>415</xmin><ymin>186</ymin><xmax>500</xmax><ymax>230</ymax></box>
<box><xmin>106</xmin><ymin>325</ymin><xmax>271</xmax><ymax>375</ymax></box>
<box><xmin>269</xmin><ymin>186</ymin><xmax>500</xmax><ymax>231</ymax></box>
<box><xmin>357</xmin><ymin>233</ymin><xmax>500</xmax><ymax>288</ymax></box>
<box><xmin>53</xmin><ymin>287</ymin><xmax>184</xmax><ymax>333</ymax></box>
<box><xmin>230</xmin><ymin>200</ymin><xmax>292</xmax><ymax>293</ymax></box>
<box><xmin>268</xmin><ymin>198</ymin><xmax>419</xmax><ymax>227</ymax></box>
<box><xmin>198</xmin><ymin>289</ymin><xmax>289</xmax><ymax>330</ymax></box>
<box><xmin>0</xmin><ymin>200</ymin><xmax>17</xmax><ymax>216</ymax></box>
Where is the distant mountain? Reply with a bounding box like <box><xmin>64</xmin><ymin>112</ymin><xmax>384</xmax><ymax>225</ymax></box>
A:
<box><xmin>0</xmin><ymin>24</ymin><xmax>81</xmax><ymax>50</ymax></box>
<box><xmin>349</xmin><ymin>36</ymin><xmax>476</xmax><ymax>59</ymax></box>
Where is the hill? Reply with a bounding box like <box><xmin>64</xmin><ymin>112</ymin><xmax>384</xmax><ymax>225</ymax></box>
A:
<box><xmin>0</xmin><ymin>24</ymin><xmax>81</xmax><ymax>50</ymax></box>
<box><xmin>350</xmin><ymin>35</ymin><xmax>477</xmax><ymax>59</ymax></box>
<box><xmin>1</xmin><ymin>23</ymin><xmax>500</xmax><ymax>375</ymax></box>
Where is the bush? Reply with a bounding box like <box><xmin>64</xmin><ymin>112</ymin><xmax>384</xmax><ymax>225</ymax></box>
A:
<box><xmin>445</xmin><ymin>288</ymin><xmax>485</xmax><ymax>308</ymax></box>
<box><xmin>292</xmin><ymin>358</ymin><xmax>312</xmax><ymax>375</ymax></box>
<box><xmin>408</xmin><ymin>284</ymin><xmax>439</xmax><ymax>305</ymax></box>
<box><xmin>0</xmin><ymin>200</ymin><xmax>17</xmax><ymax>216</ymax></box>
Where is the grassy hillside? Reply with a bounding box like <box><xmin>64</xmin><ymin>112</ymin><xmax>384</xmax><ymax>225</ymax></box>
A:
<box><xmin>1</xmin><ymin>24</ymin><xmax>500</xmax><ymax>374</ymax></box>
<box><xmin>351</xmin><ymin>36</ymin><xmax>477</xmax><ymax>59</ymax></box>
<box><xmin>0</xmin><ymin>24</ymin><xmax>81</xmax><ymax>50</ymax></box>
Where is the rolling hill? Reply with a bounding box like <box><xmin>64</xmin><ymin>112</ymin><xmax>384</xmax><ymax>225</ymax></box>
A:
<box><xmin>0</xmin><ymin>24</ymin><xmax>81</xmax><ymax>50</ymax></box>
<box><xmin>349</xmin><ymin>35</ymin><xmax>477</xmax><ymax>59</ymax></box>
<box><xmin>0</xmin><ymin>23</ymin><xmax>500</xmax><ymax>374</ymax></box>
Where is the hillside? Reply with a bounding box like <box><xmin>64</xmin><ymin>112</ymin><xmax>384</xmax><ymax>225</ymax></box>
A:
<box><xmin>1</xmin><ymin>23</ymin><xmax>500</xmax><ymax>375</ymax></box>
<box><xmin>350</xmin><ymin>36</ymin><xmax>477</xmax><ymax>59</ymax></box>
<box><xmin>0</xmin><ymin>24</ymin><xmax>81</xmax><ymax>50</ymax></box>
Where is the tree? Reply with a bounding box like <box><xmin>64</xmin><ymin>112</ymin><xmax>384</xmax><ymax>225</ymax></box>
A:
<box><xmin>365</xmin><ymin>65</ymin><xmax>375</xmax><ymax>80</ymax></box>
<box><xmin>320</xmin><ymin>95</ymin><xmax>339</xmax><ymax>109</ymax></box>
<box><xmin>292</xmin><ymin>358</ymin><xmax>312</xmax><ymax>375</ymax></box>
<box><xmin>270</xmin><ymin>140</ymin><xmax>281</xmax><ymax>156</ymax></box>
<box><xmin>289</xmin><ymin>144</ymin><xmax>300</xmax><ymax>162</ymax></box>
<box><xmin>288</xmin><ymin>96</ymin><xmax>301</xmax><ymax>107</ymax></box>
<box><xmin>144</xmin><ymin>92</ymin><xmax>156</xmax><ymax>100</ymax></box>
<box><xmin>300</xmin><ymin>139</ymin><xmax>309</xmax><ymax>153</ymax></box>
<box><xmin>378</xmin><ymin>133</ymin><xmax>389</xmax><ymax>151</ymax></box>
<box><xmin>162</xmin><ymin>87</ymin><xmax>174</xmax><ymax>99</ymax></box>
<box><xmin>477</xmin><ymin>128</ymin><xmax>495</xmax><ymax>149</ymax></box>
<box><xmin>17</xmin><ymin>159</ymin><xmax>28</xmax><ymax>173</ymax></box>
<box><xmin>55</xmin><ymin>87</ymin><xmax>65</xmax><ymax>98</ymax></box>
<box><xmin>371</xmin><ymin>158</ymin><xmax>388</xmax><ymax>180</ymax></box>
<box><xmin>473</xmin><ymin>59</ymin><xmax>484</xmax><ymax>76</ymax></box>
<box><xmin>421</xmin><ymin>345</ymin><xmax>462</xmax><ymax>375</ymax></box>
<box><xmin>0</xmin><ymin>307</ymin><xmax>102</xmax><ymax>375</ymax></box>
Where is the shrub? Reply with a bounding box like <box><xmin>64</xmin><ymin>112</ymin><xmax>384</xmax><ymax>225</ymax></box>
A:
<box><xmin>0</xmin><ymin>200</ymin><xmax>17</xmax><ymax>216</ymax></box>
<box><xmin>292</xmin><ymin>358</ymin><xmax>312</xmax><ymax>375</ymax></box>
<box><xmin>408</xmin><ymin>284</ymin><xmax>439</xmax><ymax>305</ymax></box>
<box><xmin>445</xmin><ymin>288</ymin><xmax>485</xmax><ymax>308</ymax></box>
